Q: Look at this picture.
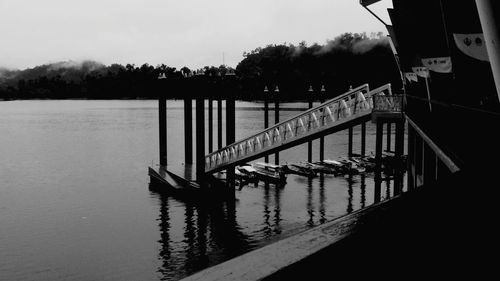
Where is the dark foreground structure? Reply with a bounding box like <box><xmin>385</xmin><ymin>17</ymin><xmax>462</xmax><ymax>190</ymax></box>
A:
<box><xmin>151</xmin><ymin>0</ymin><xmax>500</xmax><ymax>279</ymax></box>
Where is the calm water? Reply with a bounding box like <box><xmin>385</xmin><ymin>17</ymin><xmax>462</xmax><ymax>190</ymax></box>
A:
<box><xmin>0</xmin><ymin>100</ymin><xmax>405</xmax><ymax>281</ymax></box>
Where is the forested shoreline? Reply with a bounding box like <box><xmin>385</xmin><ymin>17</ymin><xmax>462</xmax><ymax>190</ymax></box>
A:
<box><xmin>0</xmin><ymin>32</ymin><xmax>401</xmax><ymax>101</ymax></box>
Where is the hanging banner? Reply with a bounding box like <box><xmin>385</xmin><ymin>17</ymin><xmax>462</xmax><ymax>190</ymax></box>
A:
<box><xmin>412</xmin><ymin>67</ymin><xmax>430</xmax><ymax>78</ymax></box>
<box><xmin>421</xmin><ymin>57</ymin><xmax>452</xmax><ymax>73</ymax></box>
<box><xmin>453</xmin><ymin>33</ymin><xmax>489</xmax><ymax>62</ymax></box>
<box><xmin>404</xmin><ymin>72</ymin><xmax>418</xmax><ymax>83</ymax></box>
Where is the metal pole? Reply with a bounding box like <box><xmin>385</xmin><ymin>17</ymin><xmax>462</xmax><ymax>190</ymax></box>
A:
<box><xmin>308</xmin><ymin>87</ymin><xmax>313</xmax><ymax>163</ymax></box>
<box><xmin>264</xmin><ymin>86</ymin><xmax>269</xmax><ymax>163</ymax></box>
<box><xmin>184</xmin><ymin>98</ymin><xmax>193</xmax><ymax>164</ymax></box>
<box><xmin>319</xmin><ymin>85</ymin><xmax>326</xmax><ymax>161</ymax></box>
<box><xmin>274</xmin><ymin>86</ymin><xmax>280</xmax><ymax>165</ymax></box>
<box><xmin>476</xmin><ymin>0</ymin><xmax>500</xmax><ymax>103</ymax></box>
<box><xmin>159</xmin><ymin>97</ymin><xmax>167</xmax><ymax>166</ymax></box>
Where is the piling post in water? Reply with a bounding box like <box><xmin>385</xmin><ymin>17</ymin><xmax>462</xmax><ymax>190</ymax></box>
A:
<box><xmin>387</xmin><ymin>123</ymin><xmax>392</xmax><ymax>152</ymax></box>
<box><xmin>195</xmin><ymin>98</ymin><xmax>205</xmax><ymax>182</ymax></box>
<box><xmin>348</xmin><ymin>127</ymin><xmax>353</xmax><ymax>157</ymax></box>
<box><xmin>184</xmin><ymin>98</ymin><xmax>193</xmax><ymax>164</ymax></box>
<box><xmin>159</xmin><ymin>97</ymin><xmax>167</xmax><ymax>166</ymax></box>
<box><xmin>226</xmin><ymin>97</ymin><xmax>236</xmax><ymax>188</ymax></box>
<box><xmin>361</xmin><ymin>122</ymin><xmax>366</xmax><ymax>156</ymax></box>
<box><xmin>307</xmin><ymin>85</ymin><xmax>313</xmax><ymax>163</ymax></box>
<box><xmin>218</xmin><ymin>99</ymin><xmax>223</xmax><ymax>150</ymax></box>
<box><xmin>264</xmin><ymin>86</ymin><xmax>269</xmax><ymax>163</ymax></box>
<box><xmin>319</xmin><ymin>85</ymin><xmax>326</xmax><ymax>161</ymax></box>
<box><xmin>394</xmin><ymin>120</ymin><xmax>405</xmax><ymax>195</ymax></box>
<box><xmin>208</xmin><ymin>98</ymin><xmax>213</xmax><ymax>153</ymax></box>
<box><xmin>274</xmin><ymin>85</ymin><xmax>280</xmax><ymax>165</ymax></box>
<box><xmin>374</xmin><ymin>121</ymin><xmax>384</xmax><ymax>203</ymax></box>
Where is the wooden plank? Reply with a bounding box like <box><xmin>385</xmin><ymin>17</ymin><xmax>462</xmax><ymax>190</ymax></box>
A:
<box><xmin>181</xmin><ymin>196</ymin><xmax>401</xmax><ymax>281</ymax></box>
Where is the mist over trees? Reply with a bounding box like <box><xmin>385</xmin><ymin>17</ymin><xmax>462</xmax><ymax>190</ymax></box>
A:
<box><xmin>0</xmin><ymin>32</ymin><xmax>401</xmax><ymax>100</ymax></box>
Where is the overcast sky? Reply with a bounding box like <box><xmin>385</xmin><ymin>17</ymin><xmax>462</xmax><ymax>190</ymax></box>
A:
<box><xmin>0</xmin><ymin>0</ymin><xmax>392</xmax><ymax>70</ymax></box>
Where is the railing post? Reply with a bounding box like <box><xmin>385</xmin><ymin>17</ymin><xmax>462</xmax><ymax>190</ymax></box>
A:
<box><xmin>184</xmin><ymin>98</ymin><xmax>193</xmax><ymax>164</ymax></box>
<box><xmin>159</xmin><ymin>97</ymin><xmax>167</xmax><ymax>166</ymax></box>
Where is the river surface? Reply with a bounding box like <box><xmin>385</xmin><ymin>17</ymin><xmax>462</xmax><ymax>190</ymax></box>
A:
<box><xmin>0</xmin><ymin>100</ymin><xmax>405</xmax><ymax>280</ymax></box>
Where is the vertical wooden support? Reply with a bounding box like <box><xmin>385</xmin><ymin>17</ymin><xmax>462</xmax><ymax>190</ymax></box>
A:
<box><xmin>407</xmin><ymin>125</ymin><xmax>415</xmax><ymax>190</ymax></box>
<box><xmin>217</xmin><ymin>99</ymin><xmax>223</xmax><ymax>150</ymax></box>
<box><xmin>308</xmin><ymin>99</ymin><xmax>313</xmax><ymax>163</ymax></box>
<box><xmin>386</xmin><ymin>123</ymin><xmax>392</xmax><ymax>152</ymax></box>
<box><xmin>159</xmin><ymin>97</ymin><xmax>167</xmax><ymax>166</ymax></box>
<box><xmin>208</xmin><ymin>99</ymin><xmax>213</xmax><ymax>153</ymax></box>
<box><xmin>274</xmin><ymin>95</ymin><xmax>280</xmax><ymax>165</ymax></box>
<box><xmin>374</xmin><ymin>121</ymin><xmax>384</xmax><ymax>203</ymax></box>
<box><xmin>423</xmin><ymin>142</ymin><xmax>436</xmax><ymax>186</ymax></box>
<box><xmin>394</xmin><ymin>120</ymin><xmax>405</xmax><ymax>195</ymax></box>
<box><xmin>348</xmin><ymin>127</ymin><xmax>353</xmax><ymax>157</ymax></box>
<box><xmin>319</xmin><ymin>88</ymin><xmax>326</xmax><ymax>161</ymax></box>
<box><xmin>361</xmin><ymin>122</ymin><xmax>366</xmax><ymax>156</ymax></box>
<box><xmin>184</xmin><ymin>98</ymin><xmax>193</xmax><ymax>164</ymax></box>
<box><xmin>264</xmin><ymin>99</ymin><xmax>269</xmax><ymax>163</ymax></box>
<box><xmin>226</xmin><ymin>98</ymin><xmax>236</xmax><ymax>188</ymax></box>
<box><xmin>195</xmin><ymin>98</ymin><xmax>205</xmax><ymax>182</ymax></box>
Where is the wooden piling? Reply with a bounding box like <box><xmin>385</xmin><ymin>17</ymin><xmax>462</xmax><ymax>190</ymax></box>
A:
<box><xmin>361</xmin><ymin>122</ymin><xmax>366</xmax><ymax>156</ymax></box>
<box><xmin>308</xmin><ymin>99</ymin><xmax>313</xmax><ymax>163</ymax></box>
<box><xmin>407</xmin><ymin>125</ymin><xmax>415</xmax><ymax>190</ymax></box>
<box><xmin>159</xmin><ymin>97</ymin><xmax>167</xmax><ymax>166</ymax></box>
<box><xmin>387</xmin><ymin>123</ymin><xmax>392</xmax><ymax>152</ymax></box>
<box><xmin>374</xmin><ymin>121</ymin><xmax>384</xmax><ymax>203</ymax></box>
<box><xmin>208</xmin><ymin>99</ymin><xmax>213</xmax><ymax>153</ymax></box>
<box><xmin>348</xmin><ymin>127</ymin><xmax>353</xmax><ymax>157</ymax></box>
<box><xmin>264</xmin><ymin>98</ymin><xmax>269</xmax><ymax>163</ymax></box>
<box><xmin>226</xmin><ymin>98</ymin><xmax>236</xmax><ymax>187</ymax></box>
<box><xmin>218</xmin><ymin>99</ymin><xmax>223</xmax><ymax>150</ymax></box>
<box><xmin>184</xmin><ymin>98</ymin><xmax>193</xmax><ymax>164</ymax></box>
<box><xmin>195</xmin><ymin>98</ymin><xmax>205</xmax><ymax>182</ymax></box>
<box><xmin>394</xmin><ymin>120</ymin><xmax>405</xmax><ymax>195</ymax></box>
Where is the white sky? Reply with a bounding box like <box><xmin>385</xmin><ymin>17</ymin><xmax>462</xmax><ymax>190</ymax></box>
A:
<box><xmin>0</xmin><ymin>0</ymin><xmax>392</xmax><ymax>70</ymax></box>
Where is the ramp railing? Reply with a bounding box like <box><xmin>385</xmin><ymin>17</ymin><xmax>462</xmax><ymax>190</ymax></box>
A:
<box><xmin>205</xmin><ymin>83</ymin><xmax>394</xmax><ymax>174</ymax></box>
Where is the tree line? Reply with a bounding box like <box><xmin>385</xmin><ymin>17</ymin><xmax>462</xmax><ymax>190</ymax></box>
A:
<box><xmin>0</xmin><ymin>32</ymin><xmax>401</xmax><ymax>101</ymax></box>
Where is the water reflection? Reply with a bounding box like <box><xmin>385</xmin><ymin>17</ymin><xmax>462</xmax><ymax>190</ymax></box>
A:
<box><xmin>360</xmin><ymin>174</ymin><xmax>366</xmax><ymax>208</ymax></box>
<box><xmin>318</xmin><ymin>175</ymin><xmax>326</xmax><ymax>224</ymax></box>
<box><xmin>346</xmin><ymin>174</ymin><xmax>354</xmax><ymax>214</ymax></box>
<box><xmin>150</xmin><ymin>184</ymin><xmax>253</xmax><ymax>281</ymax></box>
<box><xmin>307</xmin><ymin>178</ymin><xmax>314</xmax><ymax>226</ymax></box>
<box><xmin>262</xmin><ymin>182</ymin><xmax>283</xmax><ymax>237</ymax></box>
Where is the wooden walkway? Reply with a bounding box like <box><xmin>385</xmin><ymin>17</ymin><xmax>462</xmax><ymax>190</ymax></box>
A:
<box><xmin>181</xmin><ymin>169</ymin><xmax>495</xmax><ymax>280</ymax></box>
